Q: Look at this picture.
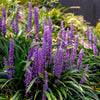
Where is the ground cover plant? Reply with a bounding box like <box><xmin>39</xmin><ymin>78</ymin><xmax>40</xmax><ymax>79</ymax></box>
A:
<box><xmin>0</xmin><ymin>2</ymin><xmax>100</xmax><ymax>100</ymax></box>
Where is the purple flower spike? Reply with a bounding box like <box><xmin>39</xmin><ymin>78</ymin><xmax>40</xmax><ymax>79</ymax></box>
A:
<box><xmin>48</xmin><ymin>16</ymin><xmax>52</xmax><ymax>32</ymax></box>
<box><xmin>67</xmin><ymin>28</ymin><xmax>70</xmax><ymax>38</ymax></box>
<box><xmin>2</xmin><ymin>7</ymin><xmax>6</xmax><ymax>36</ymax></box>
<box><xmin>93</xmin><ymin>35</ymin><xmax>98</xmax><ymax>55</ymax></box>
<box><xmin>63</xmin><ymin>50</ymin><xmax>69</xmax><ymax>70</ymax></box>
<box><xmin>86</xmin><ymin>26</ymin><xmax>90</xmax><ymax>48</ymax></box>
<box><xmin>44</xmin><ymin>17</ymin><xmax>47</xmax><ymax>27</ymax></box>
<box><xmin>53</xmin><ymin>48</ymin><xmax>64</xmax><ymax>79</ymax></box>
<box><xmin>34</xmin><ymin>7</ymin><xmax>40</xmax><ymax>32</ymax></box>
<box><xmin>66</xmin><ymin>28</ymin><xmax>70</xmax><ymax>46</ymax></box>
<box><xmin>56</xmin><ymin>48</ymin><xmax>64</xmax><ymax>84</ymax></box>
<box><xmin>53</xmin><ymin>49</ymin><xmax>58</xmax><ymax>77</ymax></box>
<box><xmin>70</xmin><ymin>35</ymin><xmax>79</xmax><ymax>69</ymax></box>
<box><xmin>38</xmin><ymin>48</ymin><xmax>43</xmax><ymax>74</ymax></box>
<box><xmin>80</xmin><ymin>65</ymin><xmax>88</xmax><ymax>84</ymax></box>
<box><xmin>90</xmin><ymin>33</ymin><xmax>93</xmax><ymax>49</ymax></box>
<box><xmin>24</xmin><ymin>42</ymin><xmax>36</xmax><ymax>96</ymax></box>
<box><xmin>9</xmin><ymin>39</ymin><xmax>14</xmax><ymax>74</ymax></box>
<box><xmin>86</xmin><ymin>26</ymin><xmax>89</xmax><ymax>39</ymax></box>
<box><xmin>42</xmin><ymin>26</ymin><xmax>49</xmax><ymax>67</ymax></box>
<box><xmin>27</xmin><ymin>2</ymin><xmax>32</xmax><ymax>32</ymax></box>
<box><xmin>27</xmin><ymin>42</ymin><xmax>35</xmax><ymax>62</ymax></box>
<box><xmin>4</xmin><ymin>57</ymin><xmax>9</xmax><ymax>72</ymax></box>
<box><xmin>34</xmin><ymin>7</ymin><xmax>40</xmax><ymax>41</ymax></box>
<box><xmin>47</xmin><ymin>26</ymin><xmax>52</xmax><ymax>65</ymax></box>
<box><xmin>3</xmin><ymin>57</ymin><xmax>12</xmax><ymax>79</ymax></box>
<box><xmin>4</xmin><ymin>57</ymin><xmax>8</xmax><ymax>67</ymax></box>
<box><xmin>0</xmin><ymin>17</ymin><xmax>2</xmax><ymax>34</ymax></box>
<box><xmin>70</xmin><ymin>21</ymin><xmax>74</xmax><ymax>40</ymax></box>
<box><xmin>8</xmin><ymin>39</ymin><xmax>14</xmax><ymax>79</ymax></box>
<box><xmin>12</xmin><ymin>20</ymin><xmax>16</xmax><ymax>33</ymax></box>
<box><xmin>24</xmin><ymin>66</ymin><xmax>32</xmax><ymax>96</ymax></box>
<box><xmin>57</xmin><ymin>48</ymin><xmax>64</xmax><ymax>78</ymax></box>
<box><xmin>93</xmin><ymin>43</ymin><xmax>98</xmax><ymax>56</ymax></box>
<box><xmin>42</xmin><ymin>71</ymin><xmax>48</xmax><ymax>100</ymax></box>
<box><xmin>94</xmin><ymin>35</ymin><xmax>97</xmax><ymax>43</ymax></box>
<box><xmin>57</xmin><ymin>21</ymin><xmax>63</xmax><ymax>48</ymax></box>
<box><xmin>15</xmin><ymin>6</ymin><xmax>19</xmax><ymax>34</ymax></box>
<box><xmin>81</xmin><ymin>37</ymin><xmax>84</xmax><ymax>47</ymax></box>
<box><xmin>61</xmin><ymin>21</ymin><xmax>64</xmax><ymax>29</ymax></box>
<box><xmin>42</xmin><ymin>40</ymin><xmax>47</xmax><ymax>68</ymax></box>
<box><xmin>77</xmin><ymin>49</ymin><xmax>84</xmax><ymax>70</ymax></box>
<box><xmin>62</xmin><ymin>29</ymin><xmax>66</xmax><ymax>48</ymax></box>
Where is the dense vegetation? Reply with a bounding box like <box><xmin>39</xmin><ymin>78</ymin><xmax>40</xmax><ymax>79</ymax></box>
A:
<box><xmin>0</xmin><ymin>1</ymin><xmax>100</xmax><ymax>100</ymax></box>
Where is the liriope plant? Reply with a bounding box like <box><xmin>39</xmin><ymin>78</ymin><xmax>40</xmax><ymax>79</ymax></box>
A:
<box><xmin>0</xmin><ymin>2</ymin><xmax>100</xmax><ymax>100</ymax></box>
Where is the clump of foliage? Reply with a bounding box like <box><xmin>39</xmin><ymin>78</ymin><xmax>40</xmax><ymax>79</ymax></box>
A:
<box><xmin>0</xmin><ymin>2</ymin><xmax>100</xmax><ymax>100</ymax></box>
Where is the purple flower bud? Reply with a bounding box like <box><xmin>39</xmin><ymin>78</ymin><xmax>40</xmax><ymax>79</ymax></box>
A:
<box><xmin>80</xmin><ymin>65</ymin><xmax>88</xmax><ymax>84</ymax></box>
<box><xmin>9</xmin><ymin>39</ymin><xmax>14</xmax><ymax>76</ymax></box>
<box><xmin>77</xmin><ymin>49</ymin><xmax>84</xmax><ymax>70</ymax></box>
